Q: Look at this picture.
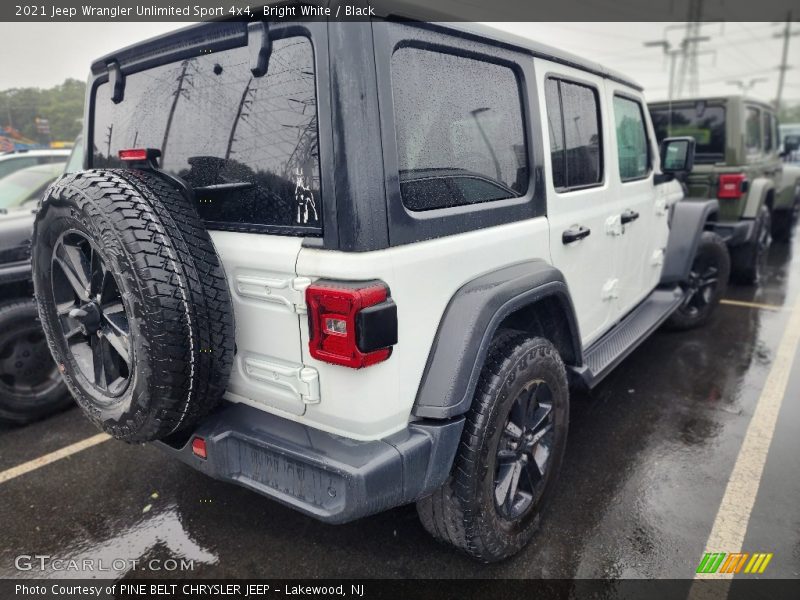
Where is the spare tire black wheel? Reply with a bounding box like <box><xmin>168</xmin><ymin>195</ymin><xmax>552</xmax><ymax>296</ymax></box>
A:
<box><xmin>32</xmin><ymin>169</ymin><xmax>235</xmax><ymax>443</ymax></box>
<box><xmin>0</xmin><ymin>298</ymin><xmax>72</xmax><ymax>424</ymax></box>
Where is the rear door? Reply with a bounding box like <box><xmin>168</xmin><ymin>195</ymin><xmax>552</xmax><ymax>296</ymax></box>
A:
<box><xmin>607</xmin><ymin>88</ymin><xmax>668</xmax><ymax>313</ymax></box>
<box><xmin>90</xmin><ymin>29</ymin><xmax>324</xmax><ymax>416</ymax></box>
<box><xmin>537</xmin><ymin>60</ymin><xmax>621</xmax><ymax>346</ymax></box>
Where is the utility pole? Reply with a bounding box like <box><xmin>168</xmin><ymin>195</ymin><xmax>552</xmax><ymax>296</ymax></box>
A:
<box><xmin>226</xmin><ymin>77</ymin><xmax>254</xmax><ymax>160</ymax></box>
<box><xmin>160</xmin><ymin>60</ymin><xmax>193</xmax><ymax>165</ymax></box>
<box><xmin>644</xmin><ymin>35</ymin><xmax>710</xmax><ymax>102</ymax></box>
<box><xmin>676</xmin><ymin>0</ymin><xmax>710</xmax><ymax>98</ymax></box>
<box><xmin>727</xmin><ymin>78</ymin><xmax>768</xmax><ymax>94</ymax></box>
<box><xmin>4</xmin><ymin>94</ymin><xmax>13</xmax><ymax>129</ymax></box>
<box><xmin>773</xmin><ymin>12</ymin><xmax>798</xmax><ymax>113</ymax></box>
<box><xmin>644</xmin><ymin>40</ymin><xmax>682</xmax><ymax>103</ymax></box>
<box><xmin>105</xmin><ymin>124</ymin><xmax>113</xmax><ymax>158</ymax></box>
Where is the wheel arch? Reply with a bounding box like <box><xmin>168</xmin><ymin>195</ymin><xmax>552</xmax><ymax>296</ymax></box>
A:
<box><xmin>411</xmin><ymin>260</ymin><xmax>582</xmax><ymax>420</ymax></box>
<box><xmin>661</xmin><ymin>199</ymin><xmax>720</xmax><ymax>286</ymax></box>
<box><xmin>742</xmin><ymin>177</ymin><xmax>775</xmax><ymax>219</ymax></box>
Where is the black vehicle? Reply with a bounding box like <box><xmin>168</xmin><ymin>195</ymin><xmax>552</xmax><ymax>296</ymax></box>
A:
<box><xmin>0</xmin><ymin>162</ymin><xmax>72</xmax><ymax>423</ymax></box>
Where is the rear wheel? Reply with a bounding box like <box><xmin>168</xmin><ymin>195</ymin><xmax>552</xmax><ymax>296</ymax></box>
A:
<box><xmin>666</xmin><ymin>231</ymin><xmax>730</xmax><ymax>331</ymax></box>
<box><xmin>32</xmin><ymin>169</ymin><xmax>235</xmax><ymax>443</ymax></box>
<box><xmin>771</xmin><ymin>201</ymin><xmax>798</xmax><ymax>242</ymax></box>
<box><xmin>416</xmin><ymin>333</ymin><xmax>569</xmax><ymax>562</ymax></box>
<box><xmin>0</xmin><ymin>299</ymin><xmax>71</xmax><ymax>424</ymax></box>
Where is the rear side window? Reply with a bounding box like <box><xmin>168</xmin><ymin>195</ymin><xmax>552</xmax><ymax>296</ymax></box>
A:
<box><xmin>92</xmin><ymin>36</ymin><xmax>320</xmax><ymax>234</ymax></box>
<box><xmin>762</xmin><ymin>111</ymin><xmax>773</xmax><ymax>151</ymax></box>
<box><xmin>613</xmin><ymin>95</ymin><xmax>650</xmax><ymax>181</ymax></box>
<box><xmin>745</xmin><ymin>107</ymin><xmax>761</xmax><ymax>154</ymax></box>
<box><xmin>545</xmin><ymin>78</ymin><xmax>602</xmax><ymax>190</ymax></box>
<box><xmin>650</xmin><ymin>102</ymin><xmax>725</xmax><ymax>163</ymax></box>
<box><xmin>391</xmin><ymin>47</ymin><xmax>528</xmax><ymax>211</ymax></box>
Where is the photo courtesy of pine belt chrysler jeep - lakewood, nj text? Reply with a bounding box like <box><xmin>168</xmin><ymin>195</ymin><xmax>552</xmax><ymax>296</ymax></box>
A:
<box><xmin>21</xmin><ymin>19</ymin><xmax>739</xmax><ymax>562</ymax></box>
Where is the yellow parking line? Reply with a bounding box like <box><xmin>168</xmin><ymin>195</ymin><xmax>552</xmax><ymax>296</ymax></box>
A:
<box><xmin>720</xmin><ymin>299</ymin><xmax>784</xmax><ymax>311</ymax></box>
<box><xmin>690</xmin><ymin>295</ymin><xmax>800</xmax><ymax>589</ymax></box>
<box><xmin>0</xmin><ymin>433</ymin><xmax>110</xmax><ymax>485</ymax></box>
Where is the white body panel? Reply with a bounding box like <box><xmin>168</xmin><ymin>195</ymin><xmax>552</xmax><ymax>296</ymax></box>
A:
<box><xmin>210</xmin><ymin>232</ymin><xmax>308</xmax><ymax>417</ymax></box>
<box><xmin>295</xmin><ymin>217</ymin><xmax>550</xmax><ymax>439</ymax></box>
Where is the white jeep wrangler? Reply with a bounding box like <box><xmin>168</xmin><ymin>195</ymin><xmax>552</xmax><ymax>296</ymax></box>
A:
<box><xmin>31</xmin><ymin>20</ymin><xmax>729</xmax><ymax>561</ymax></box>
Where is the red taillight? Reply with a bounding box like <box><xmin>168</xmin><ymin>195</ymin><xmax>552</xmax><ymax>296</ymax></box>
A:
<box><xmin>306</xmin><ymin>280</ymin><xmax>397</xmax><ymax>368</ymax></box>
<box><xmin>118</xmin><ymin>148</ymin><xmax>148</xmax><ymax>161</ymax></box>
<box><xmin>718</xmin><ymin>173</ymin><xmax>747</xmax><ymax>200</ymax></box>
<box><xmin>118</xmin><ymin>148</ymin><xmax>161</xmax><ymax>162</ymax></box>
<box><xmin>191</xmin><ymin>437</ymin><xmax>207</xmax><ymax>459</ymax></box>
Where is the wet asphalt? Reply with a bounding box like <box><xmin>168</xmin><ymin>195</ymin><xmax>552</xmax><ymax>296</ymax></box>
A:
<box><xmin>1</xmin><ymin>236</ymin><xmax>799</xmax><ymax>580</ymax></box>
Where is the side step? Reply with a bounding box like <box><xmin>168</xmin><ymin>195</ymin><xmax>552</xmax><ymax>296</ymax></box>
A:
<box><xmin>572</xmin><ymin>287</ymin><xmax>684</xmax><ymax>389</ymax></box>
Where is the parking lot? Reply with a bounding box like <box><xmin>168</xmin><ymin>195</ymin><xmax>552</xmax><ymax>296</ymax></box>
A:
<box><xmin>0</xmin><ymin>231</ymin><xmax>796</xmax><ymax>580</ymax></box>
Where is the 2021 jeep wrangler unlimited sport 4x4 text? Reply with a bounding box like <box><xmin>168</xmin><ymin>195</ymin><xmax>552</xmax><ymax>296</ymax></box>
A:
<box><xmin>31</xmin><ymin>19</ymin><xmax>728</xmax><ymax>561</ymax></box>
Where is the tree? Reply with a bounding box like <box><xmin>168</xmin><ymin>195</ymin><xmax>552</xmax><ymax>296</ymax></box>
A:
<box><xmin>1</xmin><ymin>78</ymin><xmax>86</xmax><ymax>144</ymax></box>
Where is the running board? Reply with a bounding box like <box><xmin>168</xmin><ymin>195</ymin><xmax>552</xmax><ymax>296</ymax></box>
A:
<box><xmin>570</xmin><ymin>287</ymin><xmax>684</xmax><ymax>389</ymax></box>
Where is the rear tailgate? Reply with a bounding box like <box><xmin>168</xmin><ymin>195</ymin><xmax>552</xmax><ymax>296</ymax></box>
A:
<box><xmin>89</xmin><ymin>23</ymin><xmax>322</xmax><ymax>416</ymax></box>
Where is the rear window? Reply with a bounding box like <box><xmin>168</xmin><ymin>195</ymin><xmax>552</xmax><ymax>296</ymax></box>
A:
<box><xmin>545</xmin><ymin>78</ymin><xmax>603</xmax><ymax>190</ymax></box>
<box><xmin>92</xmin><ymin>36</ymin><xmax>321</xmax><ymax>234</ymax></box>
<box><xmin>390</xmin><ymin>47</ymin><xmax>528</xmax><ymax>212</ymax></box>
<box><xmin>650</xmin><ymin>102</ymin><xmax>726</xmax><ymax>163</ymax></box>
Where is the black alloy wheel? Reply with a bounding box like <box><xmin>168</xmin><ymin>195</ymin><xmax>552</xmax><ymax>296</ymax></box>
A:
<box><xmin>494</xmin><ymin>379</ymin><xmax>555</xmax><ymax>521</ymax></box>
<box><xmin>50</xmin><ymin>231</ymin><xmax>132</xmax><ymax>398</ymax></box>
<box><xmin>0</xmin><ymin>317</ymin><xmax>61</xmax><ymax>398</ymax></box>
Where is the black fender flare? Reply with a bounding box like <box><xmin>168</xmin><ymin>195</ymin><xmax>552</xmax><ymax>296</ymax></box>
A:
<box><xmin>660</xmin><ymin>199</ymin><xmax>719</xmax><ymax>286</ymax></box>
<box><xmin>412</xmin><ymin>260</ymin><xmax>581</xmax><ymax>419</ymax></box>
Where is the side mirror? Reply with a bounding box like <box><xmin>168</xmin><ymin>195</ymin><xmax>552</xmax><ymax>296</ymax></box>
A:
<box><xmin>660</xmin><ymin>136</ymin><xmax>696</xmax><ymax>174</ymax></box>
<box><xmin>783</xmin><ymin>135</ymin><xmax>800</xmax><ymax>154</ymax></box>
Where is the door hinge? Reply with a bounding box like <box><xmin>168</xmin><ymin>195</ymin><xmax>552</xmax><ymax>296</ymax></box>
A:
<box><xmin>605</xmin><ymin>214</ymin><xmax>623</xmax><ymax>236</ymax></box>
<box><xmin>655</xmin><ymin>198</ymin><xmax>667</xmax><ymax>216</ymax></box>
<box><xmin>651</xmin><ymin>249</ymin><xmax>664</xmax><ymax>268</ymax></box>
<box><xmin>602</xmin><ymin>278</ymin><xmax>619</xmax><ymax>300</ymax></box>
<box><xmin>235</xmin><ymin>275</ymin><xmax>311</xmax><ymax>314</ymax></box>
<box><xmin>243</xmin><ymin>356</ymin><xmax>321</xmax><ymax>405</ymax></box>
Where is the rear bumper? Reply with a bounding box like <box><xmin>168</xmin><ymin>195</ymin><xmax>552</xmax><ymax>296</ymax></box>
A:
<box><xmin>154</xmin><ymin>403</ymin><xmax>464</xmax><ymax>524</ymax></box>
<box><xmin>708</xmin><ymin>220</ymin><xmax>754</xmax><ymax>247</ymax></box>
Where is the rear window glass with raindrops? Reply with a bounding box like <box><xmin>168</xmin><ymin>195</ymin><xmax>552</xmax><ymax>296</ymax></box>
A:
<box><xmin>92</xmin><ymin>36</ymin><xmax>321</xmax><ymax>235</ymax></box>
<box><xmin>390</xmin><ymin>47</ymin><xmax>529</xmax><ymax>212</ymax></box>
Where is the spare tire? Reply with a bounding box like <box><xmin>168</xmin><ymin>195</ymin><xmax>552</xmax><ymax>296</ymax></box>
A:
<box><xmin>32</xmin><ymin>169</ymin><xmax>235</xmax><ymax>443</ymax></box>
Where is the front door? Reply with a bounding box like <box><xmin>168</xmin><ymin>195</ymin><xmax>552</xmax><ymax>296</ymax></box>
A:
<box><xmin>607</xmin><ymin>88</ymin><xmax>670</xmax><ymax>314</ymax></box>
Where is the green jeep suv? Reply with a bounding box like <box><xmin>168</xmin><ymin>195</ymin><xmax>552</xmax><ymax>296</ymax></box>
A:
<box><xmin>650</xmin><ymin>96</ymin><xmax>800</xmax><ymax>283</ymax></box>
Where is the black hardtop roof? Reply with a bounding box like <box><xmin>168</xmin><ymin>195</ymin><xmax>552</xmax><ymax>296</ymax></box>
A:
<box><xmin>648</xmin><ymin>95</ymin><xmax>775</xmax><ymax>111</ymax></box>
<box><xmin>91</xmin><ymin>19</ymin><xmax>643</xmax><ymax>92</ymax></box>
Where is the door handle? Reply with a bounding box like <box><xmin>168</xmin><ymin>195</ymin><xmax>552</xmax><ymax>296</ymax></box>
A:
<box><xmin>620</xmin><ymin>209</ymin><xmax>640</xmax><ymax>224</ymax></box>
<box><xmin>562</xmin><ymin>225</ymin><xmax>591</xmax><ymax>244</ymax></box>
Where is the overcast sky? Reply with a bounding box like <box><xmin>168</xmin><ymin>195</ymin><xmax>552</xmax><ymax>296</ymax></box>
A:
<box><xmin>0</xmin><ymin>21</ymin><xmax>797</xmax><ymax>104</ymax></box>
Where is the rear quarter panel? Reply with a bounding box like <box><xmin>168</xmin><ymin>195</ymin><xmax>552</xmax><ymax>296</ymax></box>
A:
<box><xmin>296</xmin><ymin>217</ymin><xmax>551</xmax><ymax>440</ymax></box>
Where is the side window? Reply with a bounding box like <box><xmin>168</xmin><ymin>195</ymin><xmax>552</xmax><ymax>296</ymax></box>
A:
<box><xmin>745</xmin><ymin>107</ymin><xmax>761</xmax><ymax>154</ymax></box>
<box><xmin>762</xmin><ymin>111</ymin><xmax>773</xmax><ymax>152</ymax></box>
<box><xmin>613</xmin><ymin>95</ymin><xmax>650</xmax><ymax>181</ymax></box>
<box><xmin>391</xmin><ymin>47</ymin><xmax>528</xmax><ymax>212</ymax></box>
<box><xmin>0</xmin><ymin>157</ymin><xmax>36</xmax><ymax>178</ymax></box>
<box><xmin>544</xmin><ymin>78</ymin><xmax>602</xmax><ymax>190</ymax></box>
